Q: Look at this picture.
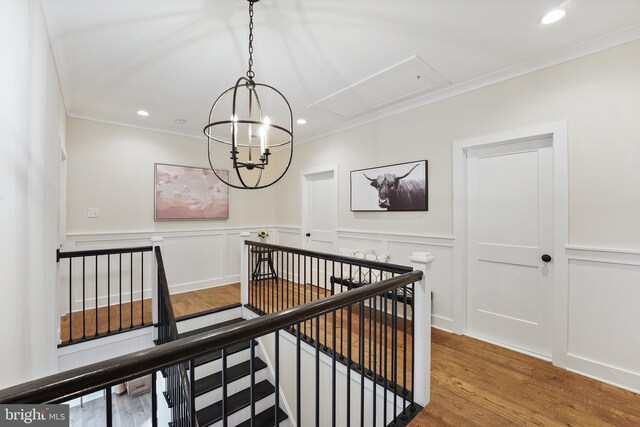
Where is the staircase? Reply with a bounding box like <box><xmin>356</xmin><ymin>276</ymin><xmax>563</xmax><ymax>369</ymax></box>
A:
<box><xmin>172</xmin><ymin>305</ymin><xmax>290</xmax><ymax>427</ymax></box>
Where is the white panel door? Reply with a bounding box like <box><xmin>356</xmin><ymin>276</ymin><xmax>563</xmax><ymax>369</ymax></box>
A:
<box><xmin>303</xmin><ymin>169</ymin><xmax>337</xmax><ymax>253</ymax></box>
<box><xmin>466</xmin><ymin>137</ymin><xmax>554</xmax><ymax>357</ymax></box>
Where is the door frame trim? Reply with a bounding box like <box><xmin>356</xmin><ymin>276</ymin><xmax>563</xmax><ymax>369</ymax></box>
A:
<box><xmin>300</xmin><ymin>163</ymin><xmax>339</xmax><ymax>251</ymax></box>
<box><xmin>452</xmin><ymin>121</ymin><xmax>568</xmax><ymax>367</ymax></box>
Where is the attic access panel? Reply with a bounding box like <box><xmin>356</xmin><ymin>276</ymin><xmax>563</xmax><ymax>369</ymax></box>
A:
<box><xmin>309</xmin><ymin>56</ymin><xmax>449</xmax><ymax>118</ymax></box>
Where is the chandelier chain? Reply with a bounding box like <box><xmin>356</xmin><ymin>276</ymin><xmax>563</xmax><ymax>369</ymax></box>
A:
<box><xmin>247</xmin><ymin>1</ymin><xmax>255</xmax><ymax>79</ymax></box>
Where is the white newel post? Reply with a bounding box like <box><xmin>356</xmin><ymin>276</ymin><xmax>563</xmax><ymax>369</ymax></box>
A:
<box><xmin>150</xmin><ymin>236</ymin><xmax>164</xmax><ymax>340</ymax></box>
<box><xmin>240</xmin><ymin>232</ymin><xmax>251</xmax><ymax>306</ymax></box>
<box><xmin>410</xmin><ymin>251</ymin><xmax>435</xmax><ymax>407</ymax></box>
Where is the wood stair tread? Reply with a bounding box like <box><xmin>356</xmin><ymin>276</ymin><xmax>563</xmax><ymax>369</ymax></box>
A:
<box><xmin>194</xmin><ymin>357</ymin><xmax>267</xmax><ymax>397</ymax></box>
<box><xmin>196</xmin><ymin>379</ymin><xmax>275</xmax><ymax>427</ymax></box>
<box><xmin>193</xmin><ymin>339</ymin><xmax>257</xmax><ymax>367</ymax></box>
<box><xmin>236</xmin><ymin>406</ymin><xmax>289</xmax><ymax>427</ymax></box>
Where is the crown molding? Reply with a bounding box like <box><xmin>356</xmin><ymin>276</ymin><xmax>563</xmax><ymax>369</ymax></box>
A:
<box><xmin>296</xmin><ymin>24</ymin><xmax>640</xmax><ymax>146</ymax></box>
<box><xmin>68</xmin><ymin>110</ymin><xmax>205</xmax><ymax>141</ymax></box>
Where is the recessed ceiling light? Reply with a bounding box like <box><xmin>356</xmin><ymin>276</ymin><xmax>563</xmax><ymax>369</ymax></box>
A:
<box><xmin>297</xmin><ymin>118</ymin><xmax>307</xmax><ymax>125</ymax></box>
<box><xmin>541</xmin><ymin>9</ymin><xmax>566</xmax><ymax>25</ymax></box>
<box><xmin>137</xmin><ymin>110</ymin><xmax>149</xmax><ymax>117</ymax></box>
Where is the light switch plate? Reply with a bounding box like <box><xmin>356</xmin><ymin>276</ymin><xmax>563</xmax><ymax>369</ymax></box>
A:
<box><xmin>87</xmin><ymin>208</ymin><xmax>100</xmax><ymax>218</ymax></box>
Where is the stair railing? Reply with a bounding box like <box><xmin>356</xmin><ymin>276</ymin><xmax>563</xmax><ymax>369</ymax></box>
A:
<box><xmin>241</xmin><ymin>240</ymin><xmax>434</xmax><ymax>426</ymax></box>
<box><xmin>56</xmin><ymin>245</ymin><xmax>153</xmax><ymax>345</ymax></box>
<box><xmin>0</xmin><ymin>260</ymin><xmax>427</xmax><ymax>427</ymax></box>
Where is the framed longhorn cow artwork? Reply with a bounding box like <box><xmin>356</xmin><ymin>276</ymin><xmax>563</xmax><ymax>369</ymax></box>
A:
<box><xmin>350</xmin><ymin>160</ymin><xmax>428</xmax><ymax>212</ymax></box>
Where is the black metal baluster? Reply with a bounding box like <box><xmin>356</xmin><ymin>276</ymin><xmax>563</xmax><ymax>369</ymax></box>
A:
<box><xmin>411</xmin><ymin>282</ymin><xmax>416</xmax><ymax>412</ymax></box>
<box><xmin>402</xmin><ymin>284</ymin><xmax>408</xmax><ymax>418</ymax></box>
<box><xmin>339</xmin><ymin>262</ymin><xmax>344</xmax><ymax>359</ymax></box>
<box><xmin>359</xmin><ymin>300</ymin><xmax>365</xmax><ymax>427</ymax></box>
<box><xmin>392</xmin><ymin>288</ymin><xmax>398</xmax><ymax>421</ymax></box>
<box><xmin>95</xmin><ymin>256</ymin><xmax>99</xmax><ymax>337</ymax></box>
<box><xmin>303</xmin><ymin>255</ymin><xmax>307</xmax><ymax>338</ymax></box>
<box><xmin>107</xmin><ymin>255</ymin><xmax>111</xmax><ymax>334</ymax></box>
<box><xmin>285</xmin><ymin>251</ymin><xmax>289</xmax><ymax>310</ymax></box>
<box><xmin>277</xmin><ymin>249</ymin><xmax>281</xmax><ymax>311</ymax></box>
<box><xmin>347</xmin><ymin>301</ymin><xmax>352</xmax><ymax>427</ymax></box>
<box><xmin>372</xmin><ymin>295</ymin><xmax>377</xmax><ymax>427</ymax></box>
<box><xmin>152</xmin><ymin>371</ymin><xmax>158</xmax><ymax>427</ymax></box>
<box><xmin>332</xmin><ymin>309</ymin><xmax>337</xmax><ymax>427</ymax></box>
<box><xmin>249</xmin><ymin>245</ymin><xmax>260</xmax><ymax>309</ymax></box>
<box><xmin>259</xmin><ymin>246</ymin><xmax>262</xmax><ymax>312</ymax></box>
<box><xmin>297</xmin><ymin>254</ymin><xmax>301</xmax><ymax>307</ymax></box>
<box><xmin>68</xmin><ymin>260</ymin><xmax>72</xmax><ymax>343</ymax></box>
<box><xmin>315</xmin><ymin>314</ymin><xmax>320</xmax><ymax>427</ymax></box>
<box><xmin>106</xmin><ymin>385</ymin><xmax>112</xmax><ymax>427</ymax></box>
<box><xmin>324</xmin><ymin>258</ymin><xmax>328</xmax><ymax>350</ymax></box>
<box><xmin>82</xmin><ymin>256</ymin><xmax>86</xmax><ymax>339</ymax></box>
<box><xmin>130</xmin><ymin>252</ymin><xmax>134</xmax><ymax>329</ymax></box>
<box><xmin>296</xmin><ymin>320</ymin><xmax>301</xmax><ymax>427</ymax></box>
<box><xmin>190</xmin><ymin>361</ymin><xmax>196</xmax><ymax>425</ymax></box>
<box><xmin>315</xmin><ymin>256</ymin><xmax>320</xmax><ymax>343</ymax></box>
<box><xmin>368</xmin><ymin>270</ymin><xmax>374</xmax><ymax>376</ymax></box>
<box><xmin>222</xmin><ymin>349</ymin><xmax>228</xmax><ymax>427</ymax></box>
<box><xmin>383</xmin><ymin>289</ymin><xmax>388</xmax><ymax>425</ymax></box>
<box><xmin>272</xmin><ymin>248</ymin><xmax>276</xmax><ymax>312</ymax></box>
<box><xmin>250</xmin><ymin>340</ymin><xmax>256</xmax><ymax>425</ymax></box>
<box><xmin>119</xmin><ymin>254</ymin><xmax>122</xmax><ymax>332</ymax></box>
<box><xmin>141</xmin><ymin>252</ymin><xmax>144</xmax><ymax>326</ymax></box>
<box><xmin>275</xmin><ymin>330</ymin><xmax>280</xmax><ymax>426</ymax></box>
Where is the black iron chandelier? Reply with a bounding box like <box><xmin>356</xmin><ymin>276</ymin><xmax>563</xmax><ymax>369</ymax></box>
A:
<box><xmin>203</xmin><ymin>0</ymin><xmax>294</xmax><ymax>189</ymax></box>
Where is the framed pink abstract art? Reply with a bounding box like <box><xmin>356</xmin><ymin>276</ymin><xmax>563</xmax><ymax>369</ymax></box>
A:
<box><xmin>154</xmin><ymin>163</ymin><xmax>229</xmax><ymax>220</ymax></box>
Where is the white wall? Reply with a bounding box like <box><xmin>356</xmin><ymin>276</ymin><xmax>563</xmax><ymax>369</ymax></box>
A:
<box><xmin>66</xmin><ymin>117</ymin><xmax>278</xmax><ymax>235</ymax></box>
<box><xmin>273</xmin><ymin>41</ymin><xmax>640</xmax><ymax>392</ymax></box>
<box><xmin>0</xmin><ymin>0</ymin><xmax>67</xmax><ymax>388</ymax></box>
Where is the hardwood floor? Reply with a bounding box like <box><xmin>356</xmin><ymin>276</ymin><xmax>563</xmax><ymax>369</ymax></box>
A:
<box><xmin>411</xmin><ymin>328</ymin><xmax>640</xmax><ymax>426</ymax></box>
<box><xmin>59</xmin><ymin>284</ymin><xmax>240</xmax><ymax>342</ymax></box>
<box><xmin>172</xmin><ymin>283</ymin><xmax>240</xmax><ymax>318</ymax></box>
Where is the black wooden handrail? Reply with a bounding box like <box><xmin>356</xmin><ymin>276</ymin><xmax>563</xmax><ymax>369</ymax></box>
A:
<box><xmin>247</xmin><ymin>240</ymin><xmax>413</xmax><ymax>275</ymax></box>
<box><xmin>56</xmin><ymin>246</ymin><xmax>153</xmax><ymax>261</ymax></box>
<box><xmin>0</xmin><ymin>270</ymin><xmax>422</xmax><ymax>404</ymax></box>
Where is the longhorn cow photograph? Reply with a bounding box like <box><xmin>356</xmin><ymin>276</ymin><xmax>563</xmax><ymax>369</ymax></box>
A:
<box><xmin>350</xmin><ymin>160</ymin><xmax>428</xmax><ymax>211</ymax></box>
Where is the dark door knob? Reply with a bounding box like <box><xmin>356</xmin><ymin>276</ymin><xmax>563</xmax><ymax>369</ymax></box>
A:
<box><xmin>541</xmin><ymin>254</ymin><xmax>552</xmax><ymax>263</ymax></box>
<box><xmin>305</xmin><ymin>233</ymin><xmax>311</xmax><ymax>237</ymax></box>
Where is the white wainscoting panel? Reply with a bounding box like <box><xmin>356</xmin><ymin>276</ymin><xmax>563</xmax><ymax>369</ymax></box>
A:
<box><xmin>65</xmin><ymin>227</ymin><xmax>272</xmax><ymax>303</ymax></box>
<box><xmin>277</xmin><ymin>227</ymin><xmax>303</xmax><ymax>249</ymax></box>
<box><xmin>162</xmin><ymin>233</ymin><xmax>225</xmax><ymax>293</ymax></box>
<box><xmin>565</xmin><ymin>246</ymin><xmax>640</xmax><ymax>393</ymax></box>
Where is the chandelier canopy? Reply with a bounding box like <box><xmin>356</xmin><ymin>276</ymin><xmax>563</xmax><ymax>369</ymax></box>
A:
<box><xmin>203</xmin><ymin>0</ymin><xmax>294</xmax><ymax>190</ymax></box>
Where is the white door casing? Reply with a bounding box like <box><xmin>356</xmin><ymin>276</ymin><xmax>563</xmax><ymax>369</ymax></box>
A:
<box><xmin>452</xmin><ymin>122</ymin><xmax>568</xmax><ymax>367</ymax></box>
<box><xmin>466</xmin><ymin>137</ymin><xmax>554</xmax><ymax>358</ymax></box>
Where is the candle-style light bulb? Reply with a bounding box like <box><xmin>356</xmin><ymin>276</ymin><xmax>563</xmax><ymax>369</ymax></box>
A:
<box><xmin>260</xmin><ymin>124</ymin><xmax>266</xmax><ymax>155</ymax></box>
<box><xmin>263</xmin><ymin>116</ymin><xmax>271</xmax><ymax>150</ymax></box>
<box><xmin>230</xmin><ymin>115</ymin><xmax>238</xmax><ymax>140</ymax></box>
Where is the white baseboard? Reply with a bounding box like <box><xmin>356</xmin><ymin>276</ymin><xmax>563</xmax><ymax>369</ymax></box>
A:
<box><xmin>565</xmin><ymin>353</ymin><xmax>640</xmax><ymax>394</ymax></box>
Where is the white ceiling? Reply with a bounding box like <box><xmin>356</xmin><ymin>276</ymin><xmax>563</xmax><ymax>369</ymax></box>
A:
<box><xmin>41</xmin><ymin>0</ymin><xmax>640</xmax><ymax>142</ymax></box>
